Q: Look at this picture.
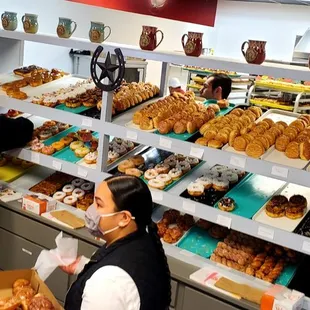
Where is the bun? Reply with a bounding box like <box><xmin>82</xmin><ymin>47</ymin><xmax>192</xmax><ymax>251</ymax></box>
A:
<box><xmin>208</xmin><ymin>104</ymin><xmax>220</xmax><ymax>113</ymax></box>
<box><xmin>217</xmin><ymin>99</ymin><xmax>229</xmax><ymax>108</ymax></box>
<box><xmin>208</xmin><ymin>139</ymin><xmax>223</xmax><ymax>149</ymax></box>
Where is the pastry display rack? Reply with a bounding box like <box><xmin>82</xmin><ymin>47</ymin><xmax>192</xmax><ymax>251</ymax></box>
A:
<box><xmin>2</xmin><ymin>29</ymin><xmax>310</xmax><ymax>308</ymax></box>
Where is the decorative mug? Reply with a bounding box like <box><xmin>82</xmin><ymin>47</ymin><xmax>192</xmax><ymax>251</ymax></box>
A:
<box><xmin>22</xmin><ymin>13</ymin><xmax>38</xmax><ymax>34</ymax></box>
<box><xmin>1</xmin><ymin>11</ymin><xmax>17</xmax><ymax>31</ymax></box>
<box><xmin>89</xmin><ymin>21</ymin><xmax>111</xmax><ymax>43</ymax></box>
<box><xmin>241</xmin><ymin>40</ymin><xmax>266</xmax><ymax>65</ymax></box>
<box><xmin>57</xmin><ymin>17</ymin><xmax>77</xmax><ymax>39</ymax></box>
<box><xmin>182</xmin><ymin>32</ymin><xmax>203</xmax><ymax>57</ymax></box>
<box><xmin>139</xmin><ymin>26</ymin><xmax>164</xmax><ymax>51</ymax></box>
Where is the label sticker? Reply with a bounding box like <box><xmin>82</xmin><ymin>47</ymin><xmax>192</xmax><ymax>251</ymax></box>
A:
<box><xmin>159</xmin><ymin>137</ymin><xmax>172</xmax><ymax>149</ymax></box>
<box><xmin>190</xmin><ymin>147</ymin><xmax>204</xmax><ymax>159</ymax></box>
<box><xmin>126</xmin><ymin>130</ymin><xmax>138</xmax><ymax>141</ymax></box>
<box><xmin>77</xmin><ymin>167</ymin><xmax>88</xmax><ymax>178</ymax></box>
<box><xmin>82</xmin><ymin>118</ymin><xmax>92</xmax><ymax>127</ymax></box>
<box><xmin>216</xmin><ymin>215</ymin><xmax>232</xmax><ymax>229</ymax></box>
<box><xmin>229</xmin><ymin>155</ymin><xmax>246</xmax><ymax>168</ymax></box>
<box><xmin>31</xmin><ymin>153</ymin><xmax>40</xmax><ymax>164</ymax></box>
<box><xmin>182</xmin><ymin>200</ymin><xmax>196</xmax><ymax>213</ymax></box>
<box><xmin>271</xmin><ymin>166</ymin><xmax>288</xmax><ymax>179</ymax></box>
<box><xmin>52</xmin><ymin>160</ymin><xmax>62</xmax><ymax>171</ymax></box>
<box><xmin>258</xmin><ymin>226</ymin><xmax>274</xmax><ymax>240</ymax></box>
<box><xmin>151</xmin><ymin>190</ymin><xmax>163</xmax><ymax>201</ymax></box>
<box><xmin>302</xmin><ymin>241</ymin><xmax>310</xmax><ymax>254</ymax></box>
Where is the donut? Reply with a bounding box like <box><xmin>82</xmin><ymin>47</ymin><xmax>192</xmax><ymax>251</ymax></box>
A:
<box><xmin>213</xmin><ymin>177</ymin><xmax>229</xmax><ymax>191</ymax></box>
<box><xmin>218</xmin><ymin>197</ymin><xmax>235</xmax><ymax>212</ymax></box>
<box><xmin>60</xmin><ymin>136</ymin><xmax>73</xmax><ymax>146</ymax></box>
<box><xmin>52</xmin><ymin>191</ymin><xmax>66</xmax><ymax>202</ymax></box>
<box><xmin>84</xmin><ymin>151</ymin><xmax>98</xmax><ymax>164</ymax></box>
<box><xmin>63</xmin><ymin>195</ymin><xmax>77</xmax><ymax>206</ymax></box>
<box><xmin>108</xmin><ymin>150</ymin><xmax>120</xmax><ymax>162</ymax></box>
<box><xmin>52</xmin><ymin>141</ymin><xmax>65</xmax><ymax>151</ymax></box>
<box><xmin>129</xmin><ymin>155</ymin><xmax>145</xmax><ymax>166</ymax></box>
<box><xmin>113</xmin><ymin>144</ymin><xmax>127</xmax><ymax>156</ymax></box>
<box><xmin>156</xmin><ymin>174</ymin><xmax>172</xmax><ymax>185</ymax></box>
<box><xmin>63</xmin><ymin>184</ymin><xmax>75</xmax><ymax>195</ymax></box>
<box><xmin>187</xmin><ymin>182</ymin><xmax>204</xmax><ymax>196</ymax></box>
<box><xmin>155</xmin><ymin>163</ymin><xmax>170</xmax><ymax>174</ymax></box>
<box><xmin>211</xmin><ymin>165</ymin><xmax>227</xmax><ymax>175</ymax></box>
<box><xmin>164</xmin><ymin>157</ymin><xmax>177</xmax><ymax>168</ymax></box>
<box><xmin>196</xmin><ymin>176</ymin><xmax>213</xmax><ymax>189</ymax></box>
<box><xmin>231</xmin><ymin>169</ymin><xmax>245</xmax><ymax>178</ymax></box>
<box><xmin>41</xmin><ymin>145</ymin><xmax>55</xmax><ymax>155</ymax></box>
<box><xmin>148</xmin><ymin>179</ymin><xmax>165</xmax><ymax>190</ymax></box>
<box><xmin>39</xmin><ymin>130</ymin><xmax>52</xmax><ymax>140</ymax></box>
<box><xmin>58</xmin><ymin>123</ymin><xmax>70</xmax><ymax>131</ymax></box>
<box><xmin>75</xmin><ymin>147</ymin><xmax>90</xmax><ymax>158</ymax></box>
<box><xmin>176</xmin><ymin>161</ymin><xmax>191</xmax><ymax>174</ymax></box>
<box><xmin>144</xmin><ymin>169</ymin><xmax>159</xmax><ymax>180</ymax></box>
<box><xmin>31</xmin><ymin>142</ymin><xmax>44</xmax><ymax>152</ymax></box>
<box><xmin>118</xmin><ymin>160</ymin><xmax>135</xmax><ymax>173</ymax></box>
<box><xmin>185</xmin><ymin>157</ymin><xmax>200</xmax><ymax>167</ymax></box>
<box><xmin>43</xmin><ymin>120</ymin><xmax>56</xmax><ymax>128</ymax></box>
<box><xmin>112</xmin><ymin>137</ymin><xmax>123</xmax><ymax>144</ymax></box>
<box><xmin>125</xmin><ymin>168</ymin><xmax>143</xmax><ymax>177</ymax></box>
<box><xmin>221</xmin><ymin>171</ymin><xmax>238</xmax><ymax>184</ymax></box>
<box><xmin>122</xmin><ymin>140</ymin><xmax>135</xmax><ymax>150</ymax></box>
<box><xmin>72</xmin><ymin>178</ymin><xmax>85</xmax><ymax>187</ymax></box>
<box><xmin>72</xmin><ymin>188</ymin><xmax>85</xmax><ymax>200</ymax></box>
<box><xmin>81</xmin><ymin>182</ymin><xmax>94</xmax><ymax>192</ymax></box>
<box><xmin>204</xmin><ymin>170</ymin><xmax>219</xmax><ymax>179</ymax></box>
<box><xmin>70</xmin><ymin>141</ymin><xmax>84</xmax><ymax>151</ymax></box>
<box><xmin>50</xmin><ymin>125</ymin><xmax>59</xmax><ymax>135</ymax></box>
<box><xmin>168</xmin><ymin>168</ymin><xmax>182</xmax><ymax>180</ymax></box>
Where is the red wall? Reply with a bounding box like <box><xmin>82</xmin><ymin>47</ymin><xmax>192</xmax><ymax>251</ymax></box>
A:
<box><xmin>68</xmin><ymin>0</ymin><xmax>218</xmax><ymax>27</ymax></box>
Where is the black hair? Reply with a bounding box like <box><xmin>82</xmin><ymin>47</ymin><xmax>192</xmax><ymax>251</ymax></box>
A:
<box><xmin>105</xmin><ymin>175</ymin><xmax>171</xmax><ymax>308</ymax></box>
<box><xmin>209</xmin><ymin>73</ymin><xmax>232</xmax><ymax>99</ymax></box>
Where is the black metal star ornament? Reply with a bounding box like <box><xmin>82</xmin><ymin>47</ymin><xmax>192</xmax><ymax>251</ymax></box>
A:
<box><xmin>90</xmin><ymin>46</ymin><xmax>125</xmax><ymax>92</ymax></box>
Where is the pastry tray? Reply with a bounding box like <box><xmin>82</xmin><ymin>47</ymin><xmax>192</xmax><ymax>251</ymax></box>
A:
<box><xmin>179</xmin><ymin>165</ymin><xmax>249</xmax><ymax>207</ymax></box>
<box><xmin>252</xmin><ymin>183</ymin><xmax>310</xmax><ymax>232</ymax></box>
<box><xmin>0</xmin><ymin>162</ymin><xmax>35</xmax><ymax>183</ymax></box>
<box><xmin>223</xmin><ymin>109</ymin><xmax>308</xmax><ymax>169</ymax></box>
<box><xmin>250</xmin><ymin>99</ymin><xmax>294</xmax><ymax>112</ymax></box>
<box><xmin>214</xmin><ymin>175</ymin><xmax>286</xmax><ymax>219</ymax></box>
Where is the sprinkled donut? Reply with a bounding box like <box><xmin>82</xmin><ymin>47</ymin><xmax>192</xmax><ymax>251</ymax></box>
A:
<box><xmin>185</xmin><ymin>157</ymin><xmax>200</xmax><ymax>167</ymax></box>
<box><xmin>222</xmin><ymin>171</ymin><xmax>238</xmax><ymax>184</ymax></box>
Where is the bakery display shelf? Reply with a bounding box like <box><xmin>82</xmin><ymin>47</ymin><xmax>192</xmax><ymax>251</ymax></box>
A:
<box><xmin>250</xmin><ymin>98</ymin><xmax>294</xmax><ymax>111</ymax></box>
<box><xmin>187</xmin><ymin>84</ymin><xmax>202</xmax><ymax>90</ymax></box>
<box><xmin>214</xmin><ymin>174</ymin><xmax>286</xmax><ymax>219</ymax></box>
<box><xmin>1</xmin><ymin>30</ymin><xmax>310</xmax><ymax>81</ymax></box>
<box><xmin>0</xmin><ymin>161</ymin><xmax>35</xmax><ymax>183</ymax></box>
<box><xmin>253</xmin><ymin>183</ymin><xmax>310</xmax><ymax>232</ymax></box>
<box><xmin>183</xmin><ymin>67</ymin><xmax>242</xmax><ymax>78</ymax></box>
<box><xmin>0</xmin><ymin>72</ymin><xmax>23</xmax><ymax>85</ymax></box>
<box><xmin>6</xmin><ymin>147</ymin><xmax>107</xmax><ymax>183</ymax></box>
<box><xmin>255</xmin><ymin>81</ymin><xmax>310</xmax><ymax>94</ymax></box>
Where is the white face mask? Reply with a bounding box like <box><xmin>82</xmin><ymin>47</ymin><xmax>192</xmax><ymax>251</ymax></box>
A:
<box><xmin>85</xmin><ymin>204</ymin><xmax>135</xmax><ymax>238</ymax></box>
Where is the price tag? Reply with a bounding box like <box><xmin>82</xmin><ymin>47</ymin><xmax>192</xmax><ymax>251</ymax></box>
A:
<box><xmin>126</xmin><ymin>130</ymin><xmax>138</xmax><ymax>141</ymax></box>
<box><xmin>31</xmin><ymin>152</ymin><xmax>40</xmax><ymax>164</ymax></box>
<box><xmin>159</xmin><ymin>137</ymin><xmax>172</xmax><ymax>149</ymax></box>
<box><xmin>302</xmin><ymin>241</ymin><xmax>310</xmax><ymax>254</ymax></box>
<box><xmin>216</xmin><ymin>215</ymin><xmax>232</xmax><ymax>229</ymax></box>
<box><xmin>82</xmin><ymin>118</ymin><xmax>92</xmax><ymax>127</ymax></box>
<box><xmin>180</xmin><ymin>250</ymin><xmax>195</xmax><ymax>257</ymax></box>
<box><xmin>258</xmin><ymin>226</ymin><xmax>274</xmax><ymax>240</ymax></box>
<box><xmin>52</xmin><ymin>160</ymin><xmax>62</xmax><ymax>171</ymax></box>
<box><xmin>77</xmin><ymin>167</ymin><xmax>88</xmax><ymax>178</ymax></box>
<box><xmin>271</xmin><ymin>166</ymin><xmax>288</xmax><ymax>179</ymax></box>
<box><xmin>190</xmin><ymin>147</ymin><xmax>204</xmax><ymax>159</ymax></box>
<box><xmin>182</xmin><ymin>200</ymin><xmax>196</xmax><ymax>213</ymax></box>
<box><xmin>229</xmin><ymin>155</ymin><xmax>246</xmax><ymax>169</ymax></box>
<box><xmin>151</xmin><ymin>190</ymin><xmax>163</xmax><ymax>202</ymax></box>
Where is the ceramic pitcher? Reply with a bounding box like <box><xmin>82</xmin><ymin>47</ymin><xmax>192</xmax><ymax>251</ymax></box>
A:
<box><xmin>22</xmin><ymin>13</ymin><xmax>38</xmax><ymax>34</ymax></box>
<box><xmin>1</xmin><ymin>11</ymin><xmax>17</xmax><ymax>31</ymax></box>
<box><xmin>139</xmin><ymin>26</ymin><xmax>164</xmax><ymax>51</ymax></box>
<box><xmin>182</xmin><ymin>32</ymin><xmax>203</xmax><ymax>57</ymax></box>
<box><xmin>57</xmin><ymin>17</ymin><xmax>77</xmax><ymax>39</ymax></box>
<box><xmin>241</xmin><ymin>40</ymin><xmax>266</xmax><ymax>65</ymax></box>
<box><xmin>89</xmin><ymin>21</ymin><xmax>111</xmax><ymax>43</ymax></box>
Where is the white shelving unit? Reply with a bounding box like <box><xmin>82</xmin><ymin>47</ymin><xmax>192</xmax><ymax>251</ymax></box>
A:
<box><xmin>1</xmin><ymin>29</ymin><xmax>310</xmax><ymax>308</ymax></box>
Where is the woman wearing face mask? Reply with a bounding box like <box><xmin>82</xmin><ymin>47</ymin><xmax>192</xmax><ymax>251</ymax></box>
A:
<box><xmin>64</xmin><ymin>175</ymin><xmax>171</xmax><ymax>310</ymax></box>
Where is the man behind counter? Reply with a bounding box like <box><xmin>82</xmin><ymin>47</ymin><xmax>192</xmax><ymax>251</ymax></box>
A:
<box><xmin>0</xmin><ymin>113</ymin><xmax>34</xmax><ymax>152</ymax></box>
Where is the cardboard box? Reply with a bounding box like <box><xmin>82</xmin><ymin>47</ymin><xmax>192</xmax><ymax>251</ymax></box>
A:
<box><xmin>272</xmin><ymin>290</ymin><xmax>304</xmax><ymax>310</ymax></box>
<box><xmin>0</xmin><ymin>269</ymin><xmax>63</xmax><ymax>310</ymax></box>
<box><xmin>22</xmin><ymin>194</ymin><xmax>57</xmax><ymax>215</ymax></box>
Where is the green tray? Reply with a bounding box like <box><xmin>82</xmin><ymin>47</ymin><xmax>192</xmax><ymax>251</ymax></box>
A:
<box><xmin>204</xmin><ymin>100</ymin><xmax>235</xmax><ymax>116</ymax></box>
<box><xmin>55</xmin><ymin>104</ymin><xmax>92</xmax><ymax>114</ymax></box>
<box><xmin>177</xmin><ymin>226</ymin><xmax>220</xmax><ymax>258</ymax></box>
<box><xmin>214</xmin><ymin>175</ymin><xmax>286</xmax><ymax>219</ymax></box>
<box><xmin>141</xmin><ymin>160</ymin><xmax>204</xmax><ymax>192</ymax></box>
<box><xmin>276</xmin><ymin>264</ymin><xmax>299</xmax><ymax>286</ymax></box>
<box><xmin>44</xmin><ymin>126</ymin><xmax>78</xmax><ymax>146</ymax></box>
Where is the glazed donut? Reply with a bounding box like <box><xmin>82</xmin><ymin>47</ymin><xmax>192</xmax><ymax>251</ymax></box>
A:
<box><xmin>155</xmin><ymin>163</ymin><xmax>170</xmax><ymax>174</ymax></box>
<box><xmin>41</xmin><ymin>145</ymin><xmax>55</xmax><ymax>155</ymax></box>
<box><xmin>168</xmin><ymin>168</ymin><xmax>182</xmax><ymax>180</ymax></box>
<box><xmin>31</xmin><ymin>142</ymin><xmax>44</xmax><ymax>152</ymax></box>
<box><xmin>176</xmin><ymin>161</ymin><xmax>191</xmax><ymax>174</ymax></box>
<box><xmin>70</xmin><ymin>141</ymin><xmax>84</xmax><ymax>151</ymax></box>
<box><xmin>52</xmin><ymin>191</ymin><xmax>66</xmax><ymax>202</ymax></box>
<box><xmin>63</xmin><ymin>184</ymin><xmax>75</xmax><ymax>196</ymax></box>
<box><xmin>75</xmin><ymin>147</ymin><xmax>90</xmax><ymax>158</ymax></box>
<box><xmin>125</xmin><ymin>168</ymin><xmax>143</xmax><ymax>177</ymax></box>
<box><xmin>52</xmin><ymin>141</ymin><xmax>65</xmax><ymax>151</ymax></box>
<box><xmin>39</xmin><ymin>130</ymin><xmax>52</xmax><ymax>140</ymax></box>
<box><xmin>72</xmin><ymin>188</ymin><xmax>85</xmax><ymax>200</ymax></box>
<box><xmin>60</xmin><ymin>136</ymin><xmax>73</xmax><ymax>146</ymax></box>
<box><xmin>196</xmin><ymin>176</ymin><xmax>213</xmax><ymax>189</ymax></box>
<box><xmin>63</xmin><ymin>195</ymin><xmax>77</xmax><ymax>206</ymax></box>
<box><xmin>81</xmin><ymin>182</ymin><xmax>94</xmax><ymax>192</ymax></box>
<box><xmin>221</xmin><ymin>171</ymin><xmax>238</xmax><ymax>184</ymax></box>
<box><xmin>144</xmin><ymin>169</ymin><xmax>159</xmax><ymax>180</ymax></box>
<box><xmin>113</xmin><ymin>144</ymin><xmax>127</xmax><ymax>156</ymax></box>
<box><xmin>185</xmin><ymin>157</ymin><xmax>200</xmax><ymax>167</ymax></box>
<box><xmin>164</xmin><ymin>157</ymin><xmax>177</xmax><ymax>168</ymax></box>
<box><xmin>108</xmin><ymin>150</ymin><xmax>120</xmax><ymax>162</ymax></box>
<box><xmin>148</xmin><ymin>179</ymin><xmax>166</xmax><ymax>190</ymax></box>
<box><xmin>213</xmin><ymin>177</ymin><xmax>229</xmax><ymax>191</ymax></box>
<box><xmin>118</xmin><ymin>159</ymin><xmax>135</xmax><ymax>173</ymax></box>
<box><xmin>187</xmin><ymin>182</ymin><xmax>204</xmax><ymax>196</ymax></box>
<box><xmin>156</xmin><ymin>174</ymin><xmax>172</xmax><ymax>185</ymax></box>
<box><xmin>72</xmin><ymin>178</ymin><xmax>85</xmax><ymax>187</ymax></box>
<box><xmin>129</xmin><ymin>155</ymin><xmax>145</xmax><ymax>166</ymax></box>
<box><xmin>112</xmin><ymin>137</ymin><xmax>123</xmax><ymax>144</ymax></box>
<box><xmin>84</xmin><ymin>151</ymin><xmax>98</xmax><ymax>164</ymax></box>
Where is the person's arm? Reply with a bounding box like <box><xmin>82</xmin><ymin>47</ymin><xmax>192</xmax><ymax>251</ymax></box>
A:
<box><xmin>81</xmin><ymin>266</ymin><xmax>140</xmax><ymax>310</ymax></box>
<box><xmin>0</xmin><ymin>116</ymin><xmax>33</xmax><ymax>152</ymax></box>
